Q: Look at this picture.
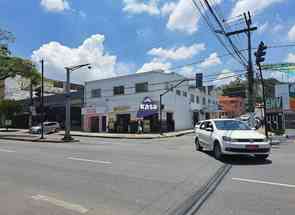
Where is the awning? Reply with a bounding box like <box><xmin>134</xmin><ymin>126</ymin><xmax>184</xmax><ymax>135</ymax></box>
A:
<box><xmin>136</xmin><ymin>110</ymin><xmax>157</xmax><ymax>118</ymax></box>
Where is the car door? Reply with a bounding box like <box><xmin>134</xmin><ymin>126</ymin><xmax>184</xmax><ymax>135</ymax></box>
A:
<box><xmin>197</xmin><ymin>121</ymin><xmax>207</xmax><ymax>146</ymax></box>
<box><xmin>202</xmin><ymin>121</ymin><xmax>214</xmax><ymax>148</ymax></box>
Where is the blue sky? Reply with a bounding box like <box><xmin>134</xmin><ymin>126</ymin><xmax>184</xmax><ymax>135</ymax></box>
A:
<box><xmin>1</xmin><ymin>0</ymin><xmax>295</xmax><ymax>84</ymax></box>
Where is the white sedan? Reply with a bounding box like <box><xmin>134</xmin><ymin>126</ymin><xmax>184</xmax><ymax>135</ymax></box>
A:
<box><xmin>31</xmin><ymin>122</ymin><xmax>60</xmax><ymax>134</ymax></box>
<box><xmin>194</xmin><ymin>119</ymin><xmax>271</xmax><ymax>160</ymax></box>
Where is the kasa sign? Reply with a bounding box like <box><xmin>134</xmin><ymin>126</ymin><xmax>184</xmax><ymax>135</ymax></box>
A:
<box><xmin>137</xmin><ymin>97</ymin><xmax>158</xmax><ymax>118</ymax></box>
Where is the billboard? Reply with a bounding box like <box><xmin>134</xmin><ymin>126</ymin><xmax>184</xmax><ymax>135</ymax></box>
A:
<box><xmin>289</xmin><ymin>84</ymin><xmax>295</xmax><ymax>110</ymax></box>
<box><xmin>275</xmin><ymin>84</ymin><xmax>295</xmax><ymax>111</ymax></box>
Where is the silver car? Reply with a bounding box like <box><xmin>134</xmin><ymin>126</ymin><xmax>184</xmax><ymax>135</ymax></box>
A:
<box><xmin>31</xmin><ymin>122</ymin><xmax>60</xmax><ymax>134</ymax></box>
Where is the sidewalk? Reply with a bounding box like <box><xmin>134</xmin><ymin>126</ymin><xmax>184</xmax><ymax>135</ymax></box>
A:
<box><xmin>0</xmin><ymin>129</ymin><xmax>64</xmax><ymax>143</ymax></box>
<box><xmin>68</xmin><ymin>129</ymin><xmax>194</xmax><ymax>139</ymax></box>
<box><xmin>0</xmin><ymin>129</ymin><xmax>194</xmax><ymax>143</ymax></box>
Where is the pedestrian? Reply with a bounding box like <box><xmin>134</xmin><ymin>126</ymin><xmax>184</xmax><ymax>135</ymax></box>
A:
<box><xmin>138</xmin><ymin>120</ymin><xmax>143</xmax><ymax>134</ymax></box>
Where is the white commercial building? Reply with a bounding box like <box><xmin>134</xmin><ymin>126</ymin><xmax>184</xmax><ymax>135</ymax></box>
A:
<box><xmin>83</xmin><ymin>71</ymin><xmax>219</xmax><ymax>133</ymax></box>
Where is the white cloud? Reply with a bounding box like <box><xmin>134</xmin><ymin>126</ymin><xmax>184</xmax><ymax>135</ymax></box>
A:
<box><xmin>123</xmin><ymin>0</ymin><xmax>160</xmax><ymax>15</ymax></box>
<box><xmin>167</xmin><ymin>0</ymin><xmax>222</xmax><ymax>34</ymax></box>
<box><xmin>213</xmin><ymin>69</ymin><xmax>237</xmax><ymax>86</ymax></box>
<box><xmin>40</xmin><ymin>0</ymin><xmax>70</xmax><ymax>12</ymax></box>
<box><xmin>31</xmin><ymin>34</ymin><xmax>126</xmax><ymax>83</ymax></box>
<box><xmin>148</xmin><ymin>43</ymin><xmax>206</xmax><ymax>61</ymax></box>
<box><xmin>230</xmin><ymin>0</ymin><xmax>284</xmax><ymax>17</ymax></box>
<box><xmin>161</xmin><ymin>2</ymin><xmax>177</xmax><ymax>16</ymax></box>
<box><xmin>288</xmin><ymin>25</ymin><xmax>295</xmax><ymax>42</ymax></box>
<box><xmin>257</xmin><ymin>22</ymin><xmax>269</xmax><ymax>34</ymax></box>
<box><xmin>137</xmin><ymin>58</ymin><xmax>171</xmax><ymax>73</ymax></box>
<box><xmin>198</xmin><ymin>52</ymin><xmax>221</xmax><ymax>68</ymax></box>
<box><xmin>287</xmin><ymin>53</ymin><xmax>295</xmax><ymax>63</ymax></box>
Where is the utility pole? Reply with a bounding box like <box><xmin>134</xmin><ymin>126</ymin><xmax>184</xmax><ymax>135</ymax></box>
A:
<box><xmin>63</xmin><ymin>67</ymin><xmax>73</xmax><ymax>142</ymax></box>
<box><xmin>62</xmin><ymin>64</ymin><xmax>91</xmax><ymax>142</ymax></box>
<box><xmin>223</xmin><ymin>12</ymin><xmax>257</xmax><ymax>112</ymax></box>
<box><xmin>40</xmin><ymin>59</ymin><xmax>45</xmax><ymax>139</ymax></box>
<box><xmin>245</xmin><ymin>12</ymin><xmax>255</xmax><ymax>114</ymax></box>
<box><xmin>29</xmin><ymin>79</ymin><xmax>33</xmax><ymax>129</ymax></box>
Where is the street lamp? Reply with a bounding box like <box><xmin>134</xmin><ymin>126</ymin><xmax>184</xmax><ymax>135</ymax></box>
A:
<box><xmin>62</xmin><ymin>63</ymin><xmax>91</xmax><ymax>142</ymax></box>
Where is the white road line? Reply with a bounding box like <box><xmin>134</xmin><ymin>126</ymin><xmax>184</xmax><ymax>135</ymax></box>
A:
<box><xmin>0</xmin><ymin>149</ymin><xmax>16</xmax><ymax>153</ymax></box>
<box><xmin>67</xmin><ymin>157</ymin><xmax>112</xmax><ymax>164</ymax></box>
<box><xmin>232</xmin><ymin>178</ymin><xmax>295</xmax><ymax>188</ymax></box>
<box><xmin>32</xmin><ymin>195</ymin><xmax>88</xmax><ymax>214</ymax></box>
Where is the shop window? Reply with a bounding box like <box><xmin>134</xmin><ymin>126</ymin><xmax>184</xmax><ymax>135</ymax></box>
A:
<box><xmin>135</xmin><ymin>82</ymin><xmax>148</xmax><ymax>93</ymax></box>
<box><xmin>113</xmin><ymin>86</ymin><xmax>125</xmax><ymax>95</ymax></box>
<box><xmin>91</xmin><ymin>89</ymin><xmax>101</xmax><ymax>98</ymax></box>
<box><xmin>190</xmin><ymin>94</ymin><xmax>195</xmax><ymax>103</ymax></box>
<box><xmin>183</xmin><ymin>91</ymin><xmax>187</xmax><ymax>97</ymax></box>
<box><xmin>176</xmin><ymin>90</ymin><xmax>181</xmax><ymax>96</ymax></box>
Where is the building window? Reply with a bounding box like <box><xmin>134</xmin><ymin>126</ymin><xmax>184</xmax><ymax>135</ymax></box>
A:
<box><xmin>183</xmin><ymin>91</ymin><xmax>187</xmax><ymax>97</ymax></box>
<box><xmin>91</xmin><ymin>89</ymin><xmax>101</xmax><ymax>98</ymax></box>
<box><xmin>135</xmin><ymin>82</ymin><xmax>148</xmax><ymax>93</ymax></box>
<box><xmin>208</xmin><ymin>99</ymin><xmax>211</xmax><ymax>104</ymax></box>
<box><xmin>203</xmin><ymin>97</ymin><xmax>206</xmax><ymax>105</ymax></box>
<box><xmin>196</xmin><ymin>96</ymin><xmax>199</xmax><ymax>104</ymax></box>
<box><xmin>190</xmin><ymin>94</ymin><xmax>195</xmax><ymax>103</ymax></box>
<box><xmin>176</xmin><ymin>90</ymin><xmax>181</xmax><ymax>96</ymax></box>
<box><xmin>113</xmin><ymin>86</ymin><xmax>124</xmax><ymax>95</ymax></box>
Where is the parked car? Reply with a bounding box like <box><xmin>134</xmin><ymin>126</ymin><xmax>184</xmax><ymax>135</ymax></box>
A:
<box><xmin>30</xmin><ymin>122</ymin><xmax>60</xmax><ymax>134</ymax></box>
<box><xmin>194</xmin><ymin>119</ymin><xmax>271</xmax><ymax>160</ymax></box>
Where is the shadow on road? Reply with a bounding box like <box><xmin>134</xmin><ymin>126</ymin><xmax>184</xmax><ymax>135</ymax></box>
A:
<box><xmin>201</xmin><ymin>151</ymin><xmax>272</xmax><ymax>166</ymax></box>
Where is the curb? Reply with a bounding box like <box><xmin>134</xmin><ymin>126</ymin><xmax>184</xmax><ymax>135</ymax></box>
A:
<box><xmin>0</xmin><ymin>136</ymin><xmax>75</xmax><ymax>143</ymax></box>
<box><xmin>67</xmin><ymin>131</ymin><xmax>194</xmax><ymax>140</ymax></box>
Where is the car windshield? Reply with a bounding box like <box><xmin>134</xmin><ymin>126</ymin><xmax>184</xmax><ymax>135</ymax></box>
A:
<box><xmin>214</xmin><ymin>120</ymin><xmax>251</xmax><ymax>130</ymax></box>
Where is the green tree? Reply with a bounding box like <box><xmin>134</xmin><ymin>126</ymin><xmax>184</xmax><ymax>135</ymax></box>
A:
<box><xmin>0</xmin><ymin>99</ymin><xmax>22</xmax><ymax>130</ymax></box>
<box><xmin>0</xmin><ymin>28</ymin><xmax>40</xmax><ymax>84</ymax></box>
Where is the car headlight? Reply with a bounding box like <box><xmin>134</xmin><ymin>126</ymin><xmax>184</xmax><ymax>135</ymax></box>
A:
<box><xmin>222</xmin><ymin>136</ymin><xmax>232</xmax><ymax>142</ymax></box>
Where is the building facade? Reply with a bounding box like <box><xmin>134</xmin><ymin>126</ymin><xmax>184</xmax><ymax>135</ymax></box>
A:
<box><xmin>0</xmin><ymin>76</ymin><xmax>84</xmax><ymax>129</ymax></box>
<box><xmin>83</xmin><ymin>71</ymin><xmax>219</xmax><ymax>133</ymax></box>
<box><xmin>218</xmin><ymin>96</ymin><xmax>245</xmax><ymax>118</ymax></box>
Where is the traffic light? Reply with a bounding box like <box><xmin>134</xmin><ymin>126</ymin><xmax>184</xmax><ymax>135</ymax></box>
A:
<box><xmin>35</xmin><ymin>87</ymin><xmax>41</xmax><ymax>101</ymax></box>
<box><xmin>196</xmin><ymin>73</ymin><xmax>203</xmax><ymax>88</ymax></box>
<box><xmin>255</xmin><ymin>41</ymin><xmax>267</xmax><ymax>65</ymax></box>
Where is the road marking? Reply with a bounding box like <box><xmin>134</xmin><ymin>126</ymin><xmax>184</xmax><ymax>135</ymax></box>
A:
<box><xmin>0</xmin><ymin>149</ymin><xmax>16</xmax><ymax>153</ymax></box>
<box><xmin>232</xmin><ymin>178</ymin><xmax>295</xmax><ymax>188</ymax></box>
<box><xmin>67</xmin><ymin>157</ymin><xmax>112</xmax><ymax>164</ymax></box>
<box><xmin>32</xmin><ymin>195</ymin><xmax>88</xmax><ymax>214</ymax></box>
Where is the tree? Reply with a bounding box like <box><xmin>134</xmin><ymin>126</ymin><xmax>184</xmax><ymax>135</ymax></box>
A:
<box><xmin>0</xmin><ymin>28</ymin><xmax>40</xmax><ymax>84</ymax></box>
<box><xmin>0</xmin><ymin>99</ymin><xmax>22</xmax><ymax>130</ymax></box>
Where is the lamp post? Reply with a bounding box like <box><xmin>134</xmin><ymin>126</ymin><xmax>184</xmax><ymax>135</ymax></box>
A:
<box><xmin>62</xmin><ymin>63</ymin><xmax>91</xmax><ymax>142</ymax></box>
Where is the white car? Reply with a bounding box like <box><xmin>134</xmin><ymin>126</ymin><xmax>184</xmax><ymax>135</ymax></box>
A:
<box><xmin>31</xmin><ymin>122</ymin><xmax>60</xmax><ymax>134</ymax></box>
<box><xmin>195</xmin><ymin>119</ymin><xmax>271</xmax><ymax>160</ymax></box>
<box><xmin>194</xmin><ymin>121</ymin><xmax>203</xmax><ymax>133</ymax></box>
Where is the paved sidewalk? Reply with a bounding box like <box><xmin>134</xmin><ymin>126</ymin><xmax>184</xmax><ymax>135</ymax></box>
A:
<box><xmin>67</xmin><ymin>129</ymin><xmax>194</xmax><ymax>139</ymax></box>
<box><xmin>0</xmin><ymin>129</ymin><xmax>64</xmax><ymax>143</ymax></box>
<box><xmin>0</xmin><ymin>129</ymin><xmax>194</xmax><ymax>143</ymax></box>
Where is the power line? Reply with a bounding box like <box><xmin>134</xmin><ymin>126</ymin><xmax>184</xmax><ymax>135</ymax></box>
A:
<box><xmin>191</xmin><ymin>0</ymin><xmax>246</xmax><ymax>67</ymax></box>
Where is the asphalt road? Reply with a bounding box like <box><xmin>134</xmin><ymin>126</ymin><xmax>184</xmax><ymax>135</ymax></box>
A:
<box><xmin>197</xmin><ymin>140</ymin><xmax>295</xmax><ymax>215</ymax></box>
<box><xmin>0</xmin><ymin>134</ymin><xmax>223</xmax><ymax>215</ymax></box>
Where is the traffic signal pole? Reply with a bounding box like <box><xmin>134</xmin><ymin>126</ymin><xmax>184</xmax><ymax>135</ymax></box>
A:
<box><xmin>255</xmin><ymin>41</ymin><xmax>268</xmax><ymax>138</ymax></box>
<box><xmin>40</xmin><ymin>59</ymin><xmax>45</xmax><ymax>139</ymax></box>
<box><xmin>258</xmin><ymin>64</ymin><xmax>268</xmax><ymax>138</ymax></box>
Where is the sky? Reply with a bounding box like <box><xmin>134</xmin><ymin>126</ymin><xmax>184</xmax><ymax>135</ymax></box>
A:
<box><xmin>1</xmin><ymin>0</ymin><xmax>295</xmax><ymax>84</ymax></box>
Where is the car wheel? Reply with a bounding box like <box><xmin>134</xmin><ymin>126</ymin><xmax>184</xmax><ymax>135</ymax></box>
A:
<box><xmin>255</xmin><ymin>154</ymin><xmax>269</xmax><ymax>160</ymax></box>
<box><xmin>213</xmin><ymin>143</ymin><xmax>223</xmax><ymax>160</ymax></box>
<box><xmin>195</xmin><ymin>138</ymin><xmax>203</xmax><ymax>151</ymax></box>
